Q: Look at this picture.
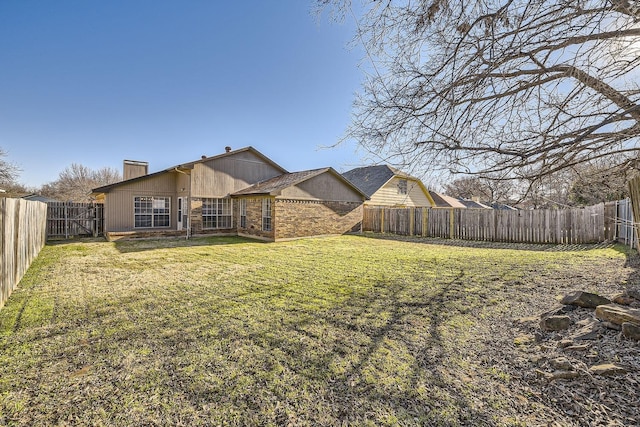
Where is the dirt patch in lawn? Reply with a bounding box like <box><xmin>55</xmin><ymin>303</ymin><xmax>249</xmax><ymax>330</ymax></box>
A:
<box><xmin>0</xmin><ymin>235</ymin><xmax>638</xmax><ymax>426</ymax></box>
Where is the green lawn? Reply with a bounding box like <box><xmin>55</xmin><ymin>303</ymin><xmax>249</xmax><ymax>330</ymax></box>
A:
<box><xmin>0</xmin><ymin>235</ymin><xmax>635</xmax><ymax>426</ymax></box>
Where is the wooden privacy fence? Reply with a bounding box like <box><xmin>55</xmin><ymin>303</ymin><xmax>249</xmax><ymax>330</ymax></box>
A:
<box><xmin>46</xmin><ymin>202</ymin><xmax>104</xmax><ymax>238</ymax></box>
<box><xmin>363</xmin><ymin>204</ymin><xmax>616</xmax><ymax>244</ymax></box>
<box><xmin>1</xmin><ymin>198</ymin><xmax>48</xmax><ymax>309</ymax></box>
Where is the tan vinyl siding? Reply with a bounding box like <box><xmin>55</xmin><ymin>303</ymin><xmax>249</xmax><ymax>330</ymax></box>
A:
<box><xmin>103</xmin><ymin>172</ymin><xmax>182</xmax><ymax>232</ymax></box>
<box><xmin>280</xmin><ymin>172</ymin><xmax>364</xmax><ymax>202</ymax></box>
<box><xmin>191</xmin><ymin>151</ymin><xmax>283</xmax><ymax>198</ymax></box>
<box><xmin>368</xmin><ymin>177</ymin><xmax>432</xmax><ymax>207</ymax></box>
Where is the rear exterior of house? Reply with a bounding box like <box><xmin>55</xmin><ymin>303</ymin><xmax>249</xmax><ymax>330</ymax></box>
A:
<box><xmin>92</xmin><ymin>148</ymin><xmax>286</xmax><ymax>240</ymax></box>
<box><xmin>92</xmin><ymin>147</ymin><xmax>367</xmax><ymax>241</ymax></box>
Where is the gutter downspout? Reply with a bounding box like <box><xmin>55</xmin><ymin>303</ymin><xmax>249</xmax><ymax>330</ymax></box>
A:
<box><xmin>174</xmin><ymin>167</ymin><xmax>191</xmax><ymax>239</ymax></box>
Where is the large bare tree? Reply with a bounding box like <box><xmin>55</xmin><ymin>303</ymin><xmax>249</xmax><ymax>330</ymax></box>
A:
<box><xmin>40</xmin><ymin>163</ymin><xmax>121</xmax><ymax>202</ymax></box>
<box><xmin>322</xmin><ymin>0</ymin><xmax>640</xmax><ymax>183</ymax></box>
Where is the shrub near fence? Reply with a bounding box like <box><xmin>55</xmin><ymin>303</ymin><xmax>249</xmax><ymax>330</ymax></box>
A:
<box><xmin>0</xmin><ymin>198</ymin><xmax>48</xmax><ymax>309</ymax></box>
<box><xmin>364</xmin><ymin>203</ymin><xmax>616</xmax><ymax>244</ymax></box>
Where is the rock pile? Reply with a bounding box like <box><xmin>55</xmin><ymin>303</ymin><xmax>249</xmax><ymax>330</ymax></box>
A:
<box><xmin>514</xmin><ymin>290</ymin><xmax>640</xmax><ymax>382</ymax></box>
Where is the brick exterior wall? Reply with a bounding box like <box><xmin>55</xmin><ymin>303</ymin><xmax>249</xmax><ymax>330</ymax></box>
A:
<box><xmin>187</xmin><ymin>197</ymin><xmax>363</xmax><ymax>241</ymax></box>
<box><xmin>274</xmin><ymin>199</ymin><xmax>363</xmax><ymax>240</ymax></box>
<box><xmin>236</xmin><ymin>197</ymin><xmax>275</xmax><ymax>240</ymax></box>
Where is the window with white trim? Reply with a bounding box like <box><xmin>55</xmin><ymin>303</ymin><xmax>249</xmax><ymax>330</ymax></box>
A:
<box><xmin>262</xmin><ymin>198</ymin><xmax>272</xmax><ymax>231</ymax></box>
<box><xmin>202</xmin><ymin>198</ymin><xmax>232</xmax><ymax>229</ymax></box>
<box><xmin>134</xmin><ymin>196</ymin><xmax>170</xmax><ymax>228</ymax></box>
<box><xmin>239</xmin><ymin>199</ymin><xmax>247</xmax><ymax>228</ymax></box>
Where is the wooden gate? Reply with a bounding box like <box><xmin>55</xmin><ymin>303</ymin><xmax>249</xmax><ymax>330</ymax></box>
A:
<box><xmin>46</xmin><ymin>202</ymin><xmax>104</xmax><ymax>238</ymax></box>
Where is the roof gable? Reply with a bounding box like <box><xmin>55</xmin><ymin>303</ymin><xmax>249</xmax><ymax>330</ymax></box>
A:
<box><xmin>181</xmin><ymin>146</ymin><xmax>287</xmax><ymax>174</ymax></box>
<box><xmin>232</xmin><ymin>167</ymin><xmax>369</xmax><ymax>198</ymax></box>
<box><xmin>92</xmin><ymin>146</ymin><xmax>287</xmax><ymax>194</ymax></box>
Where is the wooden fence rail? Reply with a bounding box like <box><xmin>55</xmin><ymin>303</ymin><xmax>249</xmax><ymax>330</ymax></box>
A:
<box><xmin>364</xmin><ymin>203</ymin><xmax>617</xmax><ymax>244</ymax></box>
<box><xmin>1</xmin><ymin>198</ymin><xmax>48</xmax><ymax>310</ymax></box>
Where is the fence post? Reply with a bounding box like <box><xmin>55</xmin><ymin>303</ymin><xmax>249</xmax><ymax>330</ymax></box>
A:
<box><xmin>92</xmin><ymin>204</ymin><xmax>98</xmax><ymax>238</ymax></box>
<box><xmin>64</xmin><ymin>202</ymin><xmax>69</xmax><ymax>239</ymax></box>
<box><xmin>423</xmin><ymin>208</ymin><xmax>428</xmax><ymax>237</ymax></box>
<box><xmin>409</xmin><ymin>208</ymin><xmax>415</xmax><ymax>236</ymax></box>
<box><xmin>449</xmin><ymin>208</ymin><xmax>454</xmax><ymax>239</ymax></box>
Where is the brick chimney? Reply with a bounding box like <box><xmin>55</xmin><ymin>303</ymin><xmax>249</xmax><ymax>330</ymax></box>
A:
<box><xmin>123</xmin><ymin>160</ymin><xmax>148</xmax><ymax>180</ymax></box>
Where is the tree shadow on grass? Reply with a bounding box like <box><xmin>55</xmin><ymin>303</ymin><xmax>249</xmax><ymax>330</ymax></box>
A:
<box><xmin>223</xmin><ymin>270</ymin><xmax>505</xmax><ymax>425</ymax></box>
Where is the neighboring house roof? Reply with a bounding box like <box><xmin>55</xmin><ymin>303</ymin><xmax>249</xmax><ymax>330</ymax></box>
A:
<box><xmin>22</xmin><ymin>193</ymin><xmax>58</xmax><ymax>203</ymax></box>
<box><xmin>490</xmin><ymin>202</ymin><xmax>518</xmax><ymax>210</ymax></box>
<box><xmin>457</xmin><ymin>198</ymin><xmax>492</xmax><ymax>209</ymax></box>
<box><xmin>342</xmin><ymin>165</ymin><xmax>401</xmax><ymax>198</ymax></box>
<box><xmin>428</xmin><ymin>191</ymin><xmax>467</xmax><ymax>208</ymax></box>
<box><xmin>342</xmin><ymin>165</ymin><xmax>434</xmax><ymax>205</ymax></box>
<box><xmin>232</xmin><ymin>167</ymin><xmax>369</xmax><ymax>198</ymax></box>
<box><xmin>92</xmin><ymin>146</ymin><xmax>287</xmax><ymax>194</ymax></box>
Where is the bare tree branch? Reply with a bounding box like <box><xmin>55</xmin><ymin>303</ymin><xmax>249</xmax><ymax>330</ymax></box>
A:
<box><xmin>0</xmin><ymin>148</ymin><xmax>20</xmax><ymax>185</ymax></box>
<box><xmin>322</xmin><ymin>0</ymin><xmax>640</xmax><ymax>183</ymax></box>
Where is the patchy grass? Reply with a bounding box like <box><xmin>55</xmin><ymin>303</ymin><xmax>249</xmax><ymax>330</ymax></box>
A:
<box><xmin>0</xmin><ymin>235</ymin><xmax>635</xmax><ymax>426</ymax></box>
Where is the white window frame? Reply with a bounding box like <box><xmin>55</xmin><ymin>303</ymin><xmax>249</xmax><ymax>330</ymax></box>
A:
<box><xmin>262</xmin><ymin>198</ymin><xmax>272</xmax><ymax>231</ymax></box>
<box><xmin>202</xmin><ymin>197</ymin><xmax>233</xmax><ymax>229</ymax></box>
<box><xmin>239</xmin><ymin>199</ymin><xmax>247</xmax><ymax>228</ymax></box>
<box><xmin>134</xmin><ymin>196</ymin><xmax>170</xmax><ymax>228</ymax></box>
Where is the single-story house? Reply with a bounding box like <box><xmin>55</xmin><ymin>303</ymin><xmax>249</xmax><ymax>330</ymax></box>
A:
<box><xmin>342</xmin><ymin>165</ymin><xmax>435</xmax><ymax>207</ymax></box>
<box><xmin>91</xmin><ymin>146</ymin><xmax>368</xmax><ymax>241</ymax></box>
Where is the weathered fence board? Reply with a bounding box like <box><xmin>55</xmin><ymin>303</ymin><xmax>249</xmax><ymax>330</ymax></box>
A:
<box><xmin>1</xmin><ymin>198</ymin><xmax>48</xmax><ymax>309</ymax></box>
<box><xmin>46</xmin><ymin>202</ymin><xmax>104</xmax><ymax>238</ymax></box>
<box><xmin>363</xmin><ymin>203</ymin><xmax>618</xmax><ymax>245</ymax></box>
<box><xmin>627</xmin><ymin>177</ymin><xmax>640</xmax><ymax>250</ymax></box>
<box><xmin>614</xmin><ymin>199</ymin><xmax>635</xmax><ymax>249</ymax></box>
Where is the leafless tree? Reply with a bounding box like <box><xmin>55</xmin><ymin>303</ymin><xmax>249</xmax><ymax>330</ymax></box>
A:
<box><xmin>568</xmin><ymin>157</ymin><xmax>639</xmax><ymax>205</ymax></box>
<box><xmin>40</xmin><ymin>163</ymin><xmax>121</xmax><ymax>202</ymax></box>
<box><xmin>443</xmin><ymin>176</ymin><xmax>513</xmax><ymax>203</ymax></box>
<box><xmin>321</xmin><ymin>0</ymin><xmax>640</xmax><ymax>185</ymax></box>
<box><xmin>0</xmin><ymin>147</ymin><xmax>20</xmax><ymax>185</ymax></box>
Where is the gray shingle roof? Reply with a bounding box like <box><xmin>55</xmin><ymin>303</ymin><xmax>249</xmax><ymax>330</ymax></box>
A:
<box><xmin>232</xmin><ymin>168</ymin><xmax>331</xmax><ymax>196</ymax></box>
<box><xmin>342</xmin><ymin>165</ymin><xmax>406</xmax><ymax>197</ymax></box>
<box><xmin>428</xmin><ymin>191</ymin><xmax>452</xmax><ymax>208</ymax></box>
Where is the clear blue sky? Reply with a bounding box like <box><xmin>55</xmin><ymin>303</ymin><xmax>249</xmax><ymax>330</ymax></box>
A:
<box><xmin>0</xmin><ymin>1</ymin><xmax>364</xmax><ymax>187</ymax></box>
